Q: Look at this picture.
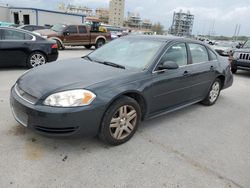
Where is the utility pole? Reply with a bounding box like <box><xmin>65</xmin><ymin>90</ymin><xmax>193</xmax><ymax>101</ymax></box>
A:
<box><xmin>233</xmin><ymin>24</ymin><xmax>238</xmax><ymax>41</ymax></box>
<box><xmin>236</xmin><ymin>24</ymin><xmax>241</xmax><ymax>41</ymax></box>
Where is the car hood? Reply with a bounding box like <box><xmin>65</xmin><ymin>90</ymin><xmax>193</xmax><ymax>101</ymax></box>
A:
<box><xmin>35</xmin><ymin>29</ymin><xmax>58</xmax><ymax>36</ymax></box>
<box><xmin>17</xmin><ymin>58</ymin><xmax>139</xmax><ymax>99</ymax></box>
<box><xmin>234</xmin><ymin>48</ymin><xmax>250</xmax><ymax>53</ymax></box>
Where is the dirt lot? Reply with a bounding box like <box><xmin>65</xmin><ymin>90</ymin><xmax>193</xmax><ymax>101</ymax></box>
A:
<box><xmin>0</xmin><ymin>47</ymin><xmax>249</xmax><ymax>188</ymax></box>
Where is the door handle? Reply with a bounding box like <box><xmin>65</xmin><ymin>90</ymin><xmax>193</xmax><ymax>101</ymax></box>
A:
<box><xmin>183</xmin><ymin>70</ymin><xmax>190</xmax><ymax>77</ymax></box>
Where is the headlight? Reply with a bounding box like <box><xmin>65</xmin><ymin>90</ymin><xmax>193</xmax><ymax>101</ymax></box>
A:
<box><xmin>233</xmin><ymin>52</ymin><xmax>239</xmax><ymax>59</ymax></box>
<box><xmin>44</xmin><ymin>89</ymin><xmax>96</xmax><ymax>107</ymax></box>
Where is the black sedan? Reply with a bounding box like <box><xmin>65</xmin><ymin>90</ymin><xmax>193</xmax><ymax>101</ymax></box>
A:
<box><xmin>0</xmin><ymin>27</ymin><xmax>58</xmax><ymax>68</ymax></box>
<box><xmin>10</xmin><ymin>36</ymin><xmax>233</xmax><ymax>145</ymax></box>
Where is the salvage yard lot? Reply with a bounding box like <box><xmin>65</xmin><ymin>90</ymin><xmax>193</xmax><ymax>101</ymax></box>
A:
<box><xmin>0</xmin><ymin>47</ymin><xmax>249</xmax><ymax>188</ymax></box>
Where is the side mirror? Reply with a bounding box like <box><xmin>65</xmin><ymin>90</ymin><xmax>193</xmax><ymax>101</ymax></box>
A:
<box><xmin>158</xmin><ymin>61</ymin><xmax>179</xmax><ymax>70</ymax></box>
<box><xmin>63</xmin><ymin>31</ymin><xmax>70</xmax><ymax>36</ymax></box>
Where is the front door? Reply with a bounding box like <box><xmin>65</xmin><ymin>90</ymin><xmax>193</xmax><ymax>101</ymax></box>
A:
<box><xmin>148</xmin><ymin>42</ymin><xmax>195</xmax><ymax>114</ymax></box>
<box><xmin>63</xmin><ymin>25</ymin><xmax>79</xmax><ymax>45</ymax></box>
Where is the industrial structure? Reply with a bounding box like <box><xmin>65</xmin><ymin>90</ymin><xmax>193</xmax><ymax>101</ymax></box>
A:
<box><xmin>58</xmin><ymin>3</ymin><xmax>93</xmax><ymax>17</ymax></box>
<box><xmin>169</xmin><ymin>10</ymin><xmax>194</xmax><ymax>37</ymax></box>
<box><xmin>108</xmin><ymin>0</ymin><xmax>125</xmax><ymax>27</ymax></box>
<box><xmin>124</xmin><ymin>12</ymin><xmax>152</xmax><ymax>30</ymax></box>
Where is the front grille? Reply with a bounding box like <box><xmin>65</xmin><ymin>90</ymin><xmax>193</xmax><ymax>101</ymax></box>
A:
<box><xmin>34</xmin><ymin>126</ymin><xmax>79</xmax><ymax>134</ymax></box>
<box><xmin>15</xmin><ymin>84</ymin><xmax>37</xmax><ymax>104</ymax></box>
<box><xmin>239</xmin><ymin>53</ymin><xmax>250</xmax><ymax>61</ymax></box>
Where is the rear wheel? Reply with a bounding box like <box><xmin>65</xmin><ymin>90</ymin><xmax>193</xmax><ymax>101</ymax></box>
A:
<box><xmin>95</xmin><ymin>39</ymin><xmax>105</xmax><ymax>49</ymax></box>
<box><xmin>27</xmin><ymin>52</ymin><xmax>47</xmax><ymax>68</ymax></box>
<box><xmin>99</xmin><ymin>96</ymin><xmax>141</xmax><ymax>145</ymax></box>
<box><xmin>201</xmin><ymin>79</ymin><xmax>222</xmax><ymax>106</ymax></box>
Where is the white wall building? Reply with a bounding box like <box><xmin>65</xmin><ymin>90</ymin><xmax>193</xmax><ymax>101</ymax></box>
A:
<box><xmin>109</xmin><ymin>0</ymin><xmax>125</xmax><ymax>27</ymax></box>
<box><xmin>0</xmin><ymin>4</ymin><xmax>10</xmax><ymax>22</ymax></box>
<box><xmin>0</xmin><ymin>6</ymin><xmax>86</xmax><ymax>26</ymax></box>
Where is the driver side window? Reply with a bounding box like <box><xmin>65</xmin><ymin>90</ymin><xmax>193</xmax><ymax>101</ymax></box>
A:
<box><xmin>66</xmin><ymin>26</ymin><xmax>78</xmax><ymax>34</ymax></box>
<box><xmin>159</xmin><ymin>43</ymin><xmax>188</xmax><ymax>67</ymax></box>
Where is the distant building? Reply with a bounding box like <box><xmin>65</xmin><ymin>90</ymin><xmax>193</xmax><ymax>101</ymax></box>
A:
<box><xmin>169</xmin><ymin>10</ymin><xmax>194</xmax><ymax>37</ymax></box>
<box><xmin>0</xmin><ymin>6</ymin><xmax>85</xmax><ymax>26</ymax></box>
<box><xmin>58</xmin><ymin>3</ymin><xmax>93</xmax><ymax>16</ymax></box>
<box><xmin>108</xmin><ymin>0</ymin><xmax>125</xmax><ymax>27</ymax></box>
<box><xmin>96</xmin><ymin>8</ymin><xmax>109</xmax><ymax>24</ymax></box>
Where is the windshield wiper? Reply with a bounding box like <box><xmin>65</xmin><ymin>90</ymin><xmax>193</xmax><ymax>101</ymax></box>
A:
<box><xmin>95</xmin><ymin>60</ymin><xmax>126</xmax><ymax>69</ymax></box>
<box><xmin>83</xmin><ymin>56</ymin><xmax>93</xmax><ymax>62</ymax></box>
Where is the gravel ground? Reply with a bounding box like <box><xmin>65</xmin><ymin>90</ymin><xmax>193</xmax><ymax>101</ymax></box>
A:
<box><xmin>0</xmin><ymin>47</ymin><xmax>249</xmax><ymax>188</ymax></box>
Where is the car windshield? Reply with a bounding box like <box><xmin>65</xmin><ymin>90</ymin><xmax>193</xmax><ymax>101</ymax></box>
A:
<box><xmin>243</xmin><ymin>40</ymin><xmax>250</xmax><ymax>48</ymax></box>
<box><xmin>51</xmin><ymin>24</ymin><xmax>66</xmax><ymax>32</ymax></box>
<box><xmin>88</xmin><ymin>38</ymin><xmax>164</xmax><ymax>69</ymax></box>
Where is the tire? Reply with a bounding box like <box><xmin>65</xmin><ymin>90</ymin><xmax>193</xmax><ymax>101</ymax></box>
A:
<box><xmin>231</xmin><ymin>67</ymin><xmax>237</xmax><ymax>74</ymax></box>
<box><xmin>27</xmin><ymin>51</ymin><xmax>47</xmax><ymax>68</ymax></box>
<box><xmin>55</xmin><ymin>40</ymin><xmax>65</xmax><ymax>50</ymax></box>
<box><xmin>95</xmin><ymin>39</ymin><xmax>105</xmax><ymax>49</ymax></box>
<box><xmin>84</xmin><ymin>45</ymin><xmax>92</xmax><ymax>49</ymax></box>
<box><xmin>201</xmin><ymin>78</ymin><xmax>222</xmax><ymax>106</ymax></box>
<box><xmin>99</xmin><ymin>96</ymin><xmax>141</xmax><ymax>146</ymax></box>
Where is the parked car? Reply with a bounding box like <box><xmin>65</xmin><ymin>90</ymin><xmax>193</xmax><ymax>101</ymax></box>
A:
<box><xmin>18</xmin><ymin>25</ymin><xmax>50</xmax><ymax>32</ymax></box>
<box><xmin>10</xmin><ymin>35</ymin><xmax>233</xmax><ymax>145</ymax></box>
<box><xmin>231</xmin><ymin>39</ymin><xmax>250</xmax><ymax>73</ymax></box>
<box><xmin>0</xmin><ymin>27</ymin><xmax>58</xmax><ymax>68</ymax></box>
<box><xmin>212</xmin><ymin>41</ymin><xmax>236</xmax><ymax>57</ymax></box>
<box><xmin>35</xmin><ymin>23</ymin><xmax>111</xmax><ymax>50</ymax></box>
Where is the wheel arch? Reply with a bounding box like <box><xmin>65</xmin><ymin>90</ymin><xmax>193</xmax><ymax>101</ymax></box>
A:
<box><xmin>104</xmin><ymin>91</ymin><xmax>148</xmax><ymax>121</ymax></box>
<box><xmin>50</xmin><ymin>37</ymin><xmax>64</xmax><ymax>47</ymax></box>
<box><xmin>217</xmin><ymin>75</ymin><xmax>225</xmax><ymax>88</ymax></box>
<box><xmin>95</xmin><ymin>36</ymin><xmax>106</xmax><ymax>44</ymax></box>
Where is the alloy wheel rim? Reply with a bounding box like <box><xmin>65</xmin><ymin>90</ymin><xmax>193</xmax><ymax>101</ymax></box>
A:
<box><xmin>109</xmin><ymin>105</ymin><xmax>137</xmax><ymax>140</ymax></box>
<box><xmin>30</xmin><ymin>54</ymin><xmax>46</xmax><ymax>67</ymax></box>
<box><xmin>209</xmin><ymin>81</ymin><xmax>220</xmax><ymax>103</ymax></box>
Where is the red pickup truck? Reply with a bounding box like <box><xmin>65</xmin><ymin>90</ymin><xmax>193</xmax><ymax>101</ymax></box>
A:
<box><xmin>35</xmin><ymin>24</ymin><xmax>111</xmax><ymax>49</ymax></box>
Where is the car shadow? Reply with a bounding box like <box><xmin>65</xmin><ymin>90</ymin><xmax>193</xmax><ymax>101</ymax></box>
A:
<box><xmin>234</xmin><ymin>70</ymin><xmax>250</xmax><ymax>78</ymax></box>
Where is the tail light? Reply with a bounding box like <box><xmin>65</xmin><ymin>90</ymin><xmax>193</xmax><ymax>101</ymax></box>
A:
<box><xmin>51</xmin><ymin>44</ymin><xmax>58</xmax><ymax>49</ymax></box>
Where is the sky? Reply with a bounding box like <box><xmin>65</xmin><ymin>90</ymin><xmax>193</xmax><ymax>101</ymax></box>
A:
<box><xmin>2</xmin><ymin>0</ymin><xmax>250</xmax><ymax>36</ymax></box>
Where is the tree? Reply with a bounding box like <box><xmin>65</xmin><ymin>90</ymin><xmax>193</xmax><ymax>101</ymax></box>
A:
<box><xmin>152</xmin><ymin>22</ymin><xmax>164</xmax><ymax>35</ymax></box>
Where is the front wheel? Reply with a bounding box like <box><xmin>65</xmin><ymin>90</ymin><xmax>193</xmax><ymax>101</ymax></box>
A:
<box><xmin>27</xmin><ymin>52</ymin><xmax>47</xmax><ymax>68</ymax></box>
<box><xmin>231</xmin><ymin>67</ymin><xmax>237</xmax><ymax>74</ymax></box>
<box><xmin>201</xmin><ymin>79</ymin><xmax>222</xmax><ymax>106</ymax></box>
<box><xmin>99</xmin><ymin>96</ymin><xmax>141</xmax><ymax>145</ymax></box>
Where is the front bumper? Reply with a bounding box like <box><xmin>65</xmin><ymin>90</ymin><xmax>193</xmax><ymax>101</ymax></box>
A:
<box><xmin>10</xmin><ymin>87</ymin><xmax>105</xmax><ymax>137</ymax></box>
<box><xmin>232</xmin><ymin>60</ymin><xmax>250</xmax><ymax>70</ymax></box>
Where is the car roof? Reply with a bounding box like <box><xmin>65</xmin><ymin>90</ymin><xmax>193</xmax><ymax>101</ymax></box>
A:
<box><xmin>124</xmin><ymin>34</ymin><xmax>203</xmax><ymax>44</ymax></box>
<box><xmin>0</xmin><ymin>26</ymin><xmax>44</xmax><ymax>38</ymax></box>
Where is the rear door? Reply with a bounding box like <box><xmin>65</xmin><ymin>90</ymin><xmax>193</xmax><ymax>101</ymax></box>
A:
<box><xmin>78</xmin><ymin>26</ymin><xmax>90</xmax><ymax>45</ymax></box>
<box><xmin>0</xmin><ymin>28</ymin><xmax>33</xmax><ymax>67</ymax></box>
<box><xmin>63</xmin><ymin>25</ymin><xmax>79</xmax><ymax>45</ymax></box>
<box><xmin>187</xmin><ymin>43</ymin><xmax>217</xmax><ymax>99</ymax></box>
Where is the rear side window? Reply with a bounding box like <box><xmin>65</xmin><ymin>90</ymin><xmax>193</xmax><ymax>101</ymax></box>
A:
<box><xmin>67</xmin><ymin>26</ymin><xmax>78</xmax><ymax>34</ymax></box>
<box><xmin>79</xmin><ymin>26</ymin><xmax>87</xmax><ymax>33</ymax></box>
<box><xmin>208</xmin><ymin>49</ymin><xmax>218</xmax><ymax>61</ymax></box>
<box><xmin>160</xmin><ymin>43</ymin><xmax>188</xmax><ymax>66</ymax></box>
<box><xmin>189</xmin><ymin>43</ymin><xmax>209</xmax><ymax>64</ymax></box>
<box><xmin>2</xmin><ymin>29</ymin><xmax>33</xmax><ymax>40</ymax></box>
